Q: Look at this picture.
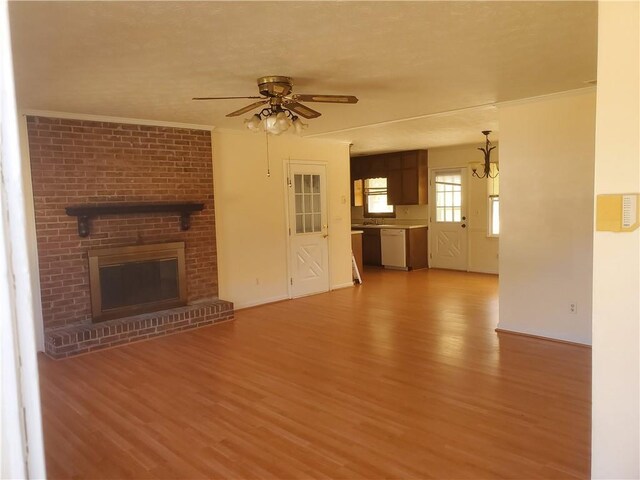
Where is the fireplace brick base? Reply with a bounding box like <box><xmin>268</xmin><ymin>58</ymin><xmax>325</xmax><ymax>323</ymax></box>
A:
<box><xmin>44</xmin><ymin>299</ymin><xmax>233</xmax><ymax>359</ymax></box>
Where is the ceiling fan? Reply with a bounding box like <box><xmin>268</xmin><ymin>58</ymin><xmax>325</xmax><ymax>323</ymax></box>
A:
<box><xmin>193</xmin><ymin>76</ymin><xmax>358</xmax><ymax>134</ymax></box>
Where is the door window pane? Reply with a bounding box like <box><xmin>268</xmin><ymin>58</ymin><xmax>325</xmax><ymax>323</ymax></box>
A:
<box><xmin>435</xmin><ymin>172</ymin><xmax>462</xmax><ymax>223</ymax></box>
<box><xmin>293</xmin><ymin>173</ymin><xmax>323</xmax><ymax>233</ymax></box>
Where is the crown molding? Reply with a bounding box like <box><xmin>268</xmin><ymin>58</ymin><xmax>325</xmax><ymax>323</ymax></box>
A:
<box><xmin>495</xmin><ymin>86</ymin><xmax>597</xmax><ymax>109</ymax></box>
<box><xmin>19</xmin><ymin>109</ymin><xmax>215</xmax><ymax>131</ymax></box>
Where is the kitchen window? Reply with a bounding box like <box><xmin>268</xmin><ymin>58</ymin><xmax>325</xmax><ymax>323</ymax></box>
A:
<box><xmin>364</xmin><ymin>177</ymin><xmax>395</xmax><ymax>218</ymax></box>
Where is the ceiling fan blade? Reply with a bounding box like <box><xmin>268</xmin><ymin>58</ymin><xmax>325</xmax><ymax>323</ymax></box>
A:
<box><xmin>292</xmin><ymin>94</ymin><xmax>359</xmax><ymax>104</ymax></box>
<box><xmin>225</xmin><ymin>100</ymin><xmax>269</xmax><ymax>117</ymax></box>
<box><xmin>192</xmin><ymin>96</ymin><xmax>264</xmax><ymax>101</ymax></box>
<box><xmin>284</xmin><ymin>101</ymin><xmax>322</xmax><ymax>119</ymax></box>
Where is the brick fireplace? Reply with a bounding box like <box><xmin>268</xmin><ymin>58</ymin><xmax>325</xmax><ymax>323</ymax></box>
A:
<box><xmin>27</xmin><ymin>116</ymin><xmax>233</xmax><ymax>358</ymax></box>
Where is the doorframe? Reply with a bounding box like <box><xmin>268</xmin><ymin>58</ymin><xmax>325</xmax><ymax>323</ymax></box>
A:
<box><xmin>427</xmin><ymin>165</ymin><xmax>471</xmax><ymax>271</ymax></box>
<box><xmin>282</xmin><ymin>159</ymin><xmax>331</xmax><ymax>299</ymax></box>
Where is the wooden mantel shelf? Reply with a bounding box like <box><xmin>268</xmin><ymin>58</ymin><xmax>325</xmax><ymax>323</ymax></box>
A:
<box><xmin>65</xmin><ymin>203</ymin><xmax>205</xmax><ymax>237</ymax></box>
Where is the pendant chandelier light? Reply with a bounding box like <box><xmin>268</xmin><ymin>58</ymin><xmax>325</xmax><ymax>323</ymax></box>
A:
<box><xmin>472</xmin><ymin>130</ymin><xmax>498</xmax><ymax>179</ymax></box>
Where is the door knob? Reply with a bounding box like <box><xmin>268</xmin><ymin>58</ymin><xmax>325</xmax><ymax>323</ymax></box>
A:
<box><xmin>461</xmin><ymin>224</ymin><xmax>466</xmax><ymax>228</ymax></box>
<box><xmin>462</xmin><ymin>216</ymin><xmax>467</xmax><ymax>220</ymax></box>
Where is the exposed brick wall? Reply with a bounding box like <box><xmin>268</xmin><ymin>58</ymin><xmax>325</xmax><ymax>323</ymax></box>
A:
<box><xmin>27</xmin><ymin>116</ymin><xmax>218</xmax><ymax>329</ymax></box>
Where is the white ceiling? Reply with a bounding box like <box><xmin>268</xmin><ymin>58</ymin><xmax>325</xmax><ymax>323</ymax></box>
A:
<box><xmin>8</xmin><ymin>1</ymin><xmax>597</xmax><ymax>154</ymax></box>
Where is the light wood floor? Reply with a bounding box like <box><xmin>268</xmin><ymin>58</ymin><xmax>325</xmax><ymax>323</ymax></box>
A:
<box><xmin>39</xmin><ymin>268</ymin><xmax>591</xmax><ymax>479</ymax></box>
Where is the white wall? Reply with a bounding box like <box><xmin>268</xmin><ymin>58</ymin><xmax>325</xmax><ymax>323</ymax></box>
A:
<box><xmin>591</xmin><ymin>1</ymin><xmax>640</xmax><ymax>477</ymax></box>
<box><xmin>0</xmin><ymin>0</ymin><xmax>46</xmax><ymax>474</ymax></box>
<box><xmin>18</xmin><ymin>116</ymin><xmax>44</xmax><ymax>351</ymax></box>
<box><xmin>213</xmin><ymin>130</ymin><xmax>352</xmax><ymax>309</ymax></box>
<box><xmin>498</xmin><ymin>90</ymin><xmax>596</xmax><ymax>345</ymax></box>
<box><xmin>429</xmin><ymin>144</ymin><xmax>499</xmax><ymax>274</ymax></box>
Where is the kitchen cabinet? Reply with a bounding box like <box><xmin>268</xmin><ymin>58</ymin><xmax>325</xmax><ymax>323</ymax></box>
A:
<box><xmin>357</xmin><ymin>226</ymin><xmax>428</xmax><ymax>269</ymax></box>
<box><xmin>406</xmin><ymin>227</ymin><xmax>428</xmax><ymax>270</ymax></box>
<box><xmin>351</xmin><ymin>150</ymin><xmax>428</xmax><ymax>206</ymax></box>
<box><xmin>352</xmin><ymin>154</ymin><xmax>385</xmax><ymax>179</ymax></box>
<box><xmin>351</xmin><ymin>178</ymin><xmax>363</xmax><ymax>207</ymax></box>
<box><xmin>386</xmin><ymin>150</ymin><xmax>428</xmax><ymax>205</ymax></box>
<box><xmin>362</xmin><ymin>228</ymin><xmax>382</xmax><ymax>266</ymax></box>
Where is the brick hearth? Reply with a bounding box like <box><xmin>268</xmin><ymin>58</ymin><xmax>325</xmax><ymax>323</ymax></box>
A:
<box><xmin>45</xmin><ymin>300</ymin><xmax>233</xmax><ymax>359</ymax></box>
<box><xmin>27</xmin><ymin>115</ymin><xmax>232</xmax><ymax>358</ymax></box>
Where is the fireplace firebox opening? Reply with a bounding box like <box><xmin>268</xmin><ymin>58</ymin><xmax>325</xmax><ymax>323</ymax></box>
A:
<box><xmin>88</xmin><ymin>242</ymin><xmax>187</xmax><ymax>322</ymax></box>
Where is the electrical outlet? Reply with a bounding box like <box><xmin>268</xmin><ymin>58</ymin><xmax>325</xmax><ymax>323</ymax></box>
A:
<box><xmin>569</xmin><ymin>302</ymin><xmax>577</xmax><ymax>314</ymax></box>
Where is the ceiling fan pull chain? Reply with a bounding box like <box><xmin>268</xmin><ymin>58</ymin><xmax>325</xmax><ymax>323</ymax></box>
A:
<box><xmin>265</xmin><ymin>132</ymin><xmax>271</xmax><ymax>178</ymax></box>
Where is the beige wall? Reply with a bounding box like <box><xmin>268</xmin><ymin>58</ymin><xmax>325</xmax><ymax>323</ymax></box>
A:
<box><xmin>498</xmin><ymin>90</ymin><xmax>596</xmax><ymax>345</ymax></box>
<box><xmin>429</xmin><ymin>144</ymin><xmax>500</xmax><ymax>274</ymax></box>
<box><xmin>591</xmin><ymin>1</ymin><xmax>640</xmax><ymax>477</ymax></box>
<box><xmin>213</xmin><ymin>130</ymin><xmax>352</xmax><ymax>309</ymax></box>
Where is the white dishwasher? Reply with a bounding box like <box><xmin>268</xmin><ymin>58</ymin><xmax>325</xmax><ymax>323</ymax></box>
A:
<box><xmin>380</xmin><ymin>228</ymin><xmax>407</xmax><ymax>269</ymax></box>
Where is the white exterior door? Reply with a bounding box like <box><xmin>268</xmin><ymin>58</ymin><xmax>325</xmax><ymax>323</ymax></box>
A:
<box><xmin>429</xmin><ymin>168</ymin><xmax>468</xmax><ymax>270</ymax></box>
<box><xmin>287</xmin><ymin>163</ymin><xmax>330</xmax><ymax>297</ymax></box>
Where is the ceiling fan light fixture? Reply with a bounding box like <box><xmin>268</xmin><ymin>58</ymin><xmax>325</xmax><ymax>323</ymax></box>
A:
<box><xmin>196</xmin><ymin>76</ymin><xmax>358</xmax><ymax>135</ymax></box>
<box><xmin>264</xmin><ymin>113</ymin><xmax>289</xmax><ymax>135</ymax></box>
<box><xmin>244</xmin><ymin>114</ymin><xmax>262</xmax><ymax>132</ymax></box>
<box><xmin>263</xmin><ymin>115</ymin><xmax>277</xmax><ymax>133</ymax></box>
<box><xmin>292</xmin><ymin>116</ymin><xmax>307</xmax><ymax>135</ymax></box>
<box><xmin>244</xmin><ymin>108</ymin><xmax>308</xmax><ymax>136</ymax></box>
<box><xmin>275</xmin><ymin>111</ymin><xmax>291</xmax><ymax>130</ymax></box>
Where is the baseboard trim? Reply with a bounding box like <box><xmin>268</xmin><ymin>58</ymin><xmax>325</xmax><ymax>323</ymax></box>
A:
<box><xmin>495</xmin><ymin>328</ymin><xmax>592</xmax><ymax>348</ymax></box>
<box><xmin>234</xmin><ymin>295</ymin><xmax>289</xmax><ymax>310</ymax></box>
<box><xmin>331</xmin><ymin>282</ymin><xmax>355</xmax><ymax>290</ymax></box>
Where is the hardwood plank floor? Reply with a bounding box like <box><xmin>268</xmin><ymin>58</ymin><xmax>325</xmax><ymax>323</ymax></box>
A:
<box><xmin>38</xmin><ymin>268</ymin><xmax>591</xmax><ymax>479</ymax></box>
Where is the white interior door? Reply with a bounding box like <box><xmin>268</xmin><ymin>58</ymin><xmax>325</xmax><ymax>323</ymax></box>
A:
<box><xmin>287</xmin><ymin>163</ymin><xmax>330</xmax><ymax>297</ymax></box>
<box><xmin>429</xmin><ymin>168</ymin><xmax>468</xmax><ymax>270</ymax></box>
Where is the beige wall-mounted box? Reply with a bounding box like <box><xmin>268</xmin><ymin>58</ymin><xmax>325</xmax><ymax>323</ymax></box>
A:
<box><xmin>596</xmin><ymin>193</ymin><xmax>640</xmax><ymax>232</ymax></box>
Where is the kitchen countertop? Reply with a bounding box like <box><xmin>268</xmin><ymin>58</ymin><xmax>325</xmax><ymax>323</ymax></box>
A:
<box><xmin>351</xmin><ymin>223</ymin><xmax>428</xmax><ymax>230</ymax></box>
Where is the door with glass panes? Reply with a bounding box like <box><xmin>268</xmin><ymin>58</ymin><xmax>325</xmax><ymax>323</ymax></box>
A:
<box><xmin>429</xmin><ymin>168</ymin><xmax>468</xmax><ymax>270</ymax></box>
<box><xmin>287</xmin><ymin>163</ymin><xmax>329</xmax><ymax>297</ymax></box>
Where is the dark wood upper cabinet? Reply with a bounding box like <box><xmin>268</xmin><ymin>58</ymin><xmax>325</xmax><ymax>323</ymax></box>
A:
<box><xmin>384</xmin><ymin>153</ymin><xmax>402</xmax><ymax>170</ymax></box>
<box><xmin>386</xmin><ymin>169</ymin><xmax>402</xmax><ymax>206</ymax></box>
<box><xmin>350</xmin><ymin>149</ymin><xmax>428</xmax><ymax>206</ymax></box>
<box><xmin>368</xmin><ymin>155</ymin><xmax>386</xmax><ymax>178</ymax></box>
